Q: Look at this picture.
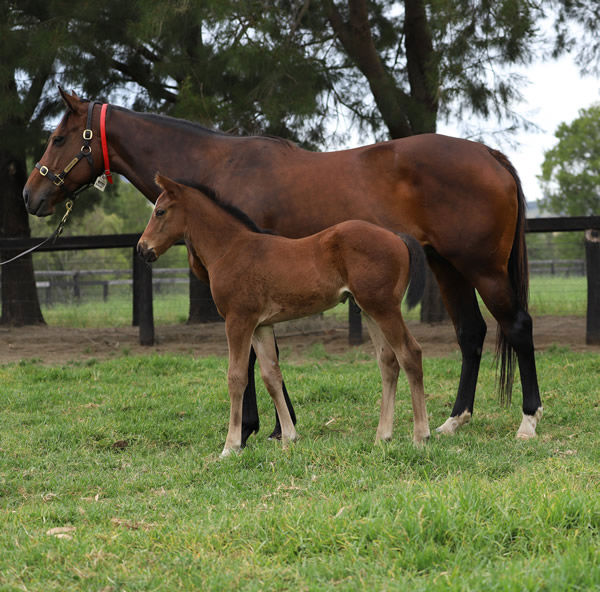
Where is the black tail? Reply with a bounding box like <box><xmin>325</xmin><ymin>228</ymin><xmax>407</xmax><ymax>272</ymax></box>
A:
<box><xmin>487</xmin><ymin>148</ymin><xmax>529</xmax><ymax>406</ymax></box>
<box><xmin>397</xmin><ymin>233</ymin><xmax>426</xmax><ymax>310</ymax></box>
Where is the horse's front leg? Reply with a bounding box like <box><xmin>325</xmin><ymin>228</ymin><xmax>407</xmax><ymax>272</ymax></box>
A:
<box><xmin>222</xmin><ymin>318</ymin><xmax>255</xmax><ymax>457</ymax></box>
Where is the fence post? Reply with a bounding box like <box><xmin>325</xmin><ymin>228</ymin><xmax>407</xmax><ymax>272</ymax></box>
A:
<box><xmin>132</xmin><ymin>247</ymin><xmax>154</xmax><ymax>346</ymax></box>
<box><xmin>585</xmin><ymin>229</ymin><xmax>600</xmax><ymax>345</ymax></box>
<box><xmin>73</xmin><ymin>271</ymin><xmax>80</xmax><ymax>300</ymax></box>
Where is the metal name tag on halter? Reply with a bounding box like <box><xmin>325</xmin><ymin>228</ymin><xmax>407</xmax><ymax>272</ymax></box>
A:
<box><xmin>94</xmin><ymin>174</ymin><xmax>108</xmax><ymax>191</ymax></box>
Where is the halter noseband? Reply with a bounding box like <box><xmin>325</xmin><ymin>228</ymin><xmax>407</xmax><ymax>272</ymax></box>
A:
<box><xmin>35</xmin><ymin>100</ymin><xmax>113</xmax><ymax>199</ymax></box>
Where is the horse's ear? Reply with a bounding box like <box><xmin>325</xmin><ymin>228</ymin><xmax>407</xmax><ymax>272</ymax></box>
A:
<box><xmin>154</xmin><ymin>173</ymin><xmax>179</xmax><ymax>195</ymax></box>
<box><xmin>58</xmin><ymin>86</ymin><xmax>82</xmax><ymax>113</ymax></box>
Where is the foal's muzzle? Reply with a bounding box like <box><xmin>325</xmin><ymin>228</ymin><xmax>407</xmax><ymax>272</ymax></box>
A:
<box><xmin>137</xmin><ymin>242</ymin><xmax>157</xmax><ymax>263</ymax></box>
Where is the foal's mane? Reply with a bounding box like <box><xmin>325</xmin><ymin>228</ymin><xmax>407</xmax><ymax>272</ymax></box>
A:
<box><xmin>175</xmin><ymin>179</ymin><xmax>272</xmax><ymax>235</ymax></box>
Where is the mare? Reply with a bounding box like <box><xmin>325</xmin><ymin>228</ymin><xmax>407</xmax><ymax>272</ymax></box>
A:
<box><xmin>22</xmin><ymin>89</ymin><xmax>543</xmax><ymax>440</ymax></box>
<box><xmin>138</xmin><ymin>175</ymin><xmax>430</xmax><ymax>455</ymax></box>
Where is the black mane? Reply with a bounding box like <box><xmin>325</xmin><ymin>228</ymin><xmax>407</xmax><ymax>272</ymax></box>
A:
<box><xmin>112</xmin><ymin>105</ymin><xmax>295</xmax><ymax>148</ymax></box>
<box><xmin>175</xmin><ymin>179</ymin><xmax>272</xmax><ymax>235</ymax></box>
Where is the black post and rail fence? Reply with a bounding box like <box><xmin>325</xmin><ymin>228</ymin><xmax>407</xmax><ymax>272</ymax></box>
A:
<box><xmin>1</xmin><ymin>216</ymin><xmax>599</xmax><ymax>346</ymax></box>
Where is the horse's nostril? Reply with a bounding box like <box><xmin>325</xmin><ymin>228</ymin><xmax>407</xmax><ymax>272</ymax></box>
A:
<box><xmin>22</xmin><ymin>188</ymin><xmax>29</xmax><ymax>207</ymax></box>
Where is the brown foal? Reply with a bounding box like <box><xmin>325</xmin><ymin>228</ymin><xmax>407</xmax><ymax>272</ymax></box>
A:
<box><xmin>138</xmin><ymin>175</ymin><xmax>430</xmax><ymax>456</ymax></box>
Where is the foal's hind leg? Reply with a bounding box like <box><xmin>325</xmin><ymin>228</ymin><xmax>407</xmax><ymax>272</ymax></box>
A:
<box><xmin>364</xmin><ymin>316</ymin><xmax>399</xmax><ymax>442</ymax></box>
<box><xmin>252</xmin><ymin>326</ymin><xmax>298</xmax><ymax>446</ymax></box>
<box><xmin>427</xmin><ymin>255</ymin><xmax>488</xmax><ymax>435</ymax></box>
<box><xmin>365</xmin><ymin>312</ymin><xmax>430</xmax><ymax>445</ymax></box>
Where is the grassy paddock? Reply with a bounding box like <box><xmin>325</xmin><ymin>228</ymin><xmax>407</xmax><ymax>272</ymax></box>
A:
<box><xmin>38</xmin><ymin>274</ymin><xmax>587</xmax><ymax>327</ymax></box>
<box><xmin>1</xmin><ymin>349</ymin><xmax>599</xmax><ymax>590</ymax></box>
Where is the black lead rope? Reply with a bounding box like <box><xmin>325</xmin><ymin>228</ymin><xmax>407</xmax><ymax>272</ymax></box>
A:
<box><xmin>0</xmin><ymin>200</ymin><xmax>73</xmax><ymax>267</ymax></box>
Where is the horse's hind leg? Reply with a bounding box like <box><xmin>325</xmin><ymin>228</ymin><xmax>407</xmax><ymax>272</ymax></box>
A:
<box><xmin>241</xmin><ymin>347</ymin><xmax>260</xmax><ymax>447</ymax></box>
<box><xmin>427</xmin><ymin>255</ymin><xmax>488</xmax><ymax>435</ymax></box>
<box><xmin>475</xmin><ymin>273</ymin><xmax>543</xmax><ymax>438</ymax></box>
<box><xmin>252</xmin><ymin>326</ymin><xmax>298</xmax><ymax>446</ymax></box>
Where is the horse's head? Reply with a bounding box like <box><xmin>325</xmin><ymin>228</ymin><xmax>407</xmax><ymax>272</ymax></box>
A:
<box><xmin>137</xmin><ymin>175</ymin><xmax>187</xmax><ymax>263</ymax></box>
<box><xmin>23</xmin><ymin>88</ymin><xmax>105</xmax><ymax>216</ymax></box>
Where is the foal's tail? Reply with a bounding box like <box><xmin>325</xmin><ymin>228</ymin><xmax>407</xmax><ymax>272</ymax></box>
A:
<box><xmin>397</xmin><ymin>233</ymin><xmax>426</xmax><ymax>310</ymax></box>
<box><xmin>488</xmin><ymin>148</ymin><xmax>530</xmax><ymax>406</ymax></box>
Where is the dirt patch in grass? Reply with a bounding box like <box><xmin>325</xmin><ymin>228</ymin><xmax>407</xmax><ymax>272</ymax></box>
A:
<box><xmin>0</xmin><ymin>315</ymin><xmax>596</xmax><ymax>364</ymax></box>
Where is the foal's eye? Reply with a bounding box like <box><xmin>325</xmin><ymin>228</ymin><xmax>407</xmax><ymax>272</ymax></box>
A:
<box><xmin>155</xmin><ymin>209</ymin><xmax>165</xmax><ymax>217</ymax></box>
<box><xmin>52</xmin><ymin>135</ymin><xmax>65</xmax><ymax>146</ymax></box>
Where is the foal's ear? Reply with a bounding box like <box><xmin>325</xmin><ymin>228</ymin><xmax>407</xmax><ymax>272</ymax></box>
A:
<box><xmin>58</xmin><ymin>86</ymin><xmax>83</xmax><ymax>113</ymax></box>
<box><xmin>154</xmin><ymin>173</ymin><xmax>181</xmax><ymax>195</ymax></box>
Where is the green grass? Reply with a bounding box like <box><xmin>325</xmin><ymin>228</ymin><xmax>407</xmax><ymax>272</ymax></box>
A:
<box><xmin>1</xmin><ymin>349</ymin><xmax>599</xmax><ymax>590</ymax></box>
<box><xmin>39</xmin><ymin>275</ymin><xmax>587</xmax><ymax>328</ymax></box>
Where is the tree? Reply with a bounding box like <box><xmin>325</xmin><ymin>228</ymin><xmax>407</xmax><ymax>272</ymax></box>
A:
<box><xmin>553</xmin><ymin>0</ymin><xmax>600</xmax><ymax>74</ymax></box>
<box><xmin>4</xmin><ymin>0</ymin><xmax>594</xmax><ymax>325</ymax></box>
<box><xmin>84</xmin><ymin>0</ymin><xmax>547</xmax><ymax>322</ymax></box>
<box><xmin>0</xmin><ymin>1</ymin><xmax>70</xmax><ymax>325</ymax></box>
<box><xmin>540</xmin><ymin>104</ymin><xmax>600</xmax><ymax>217</ymax></box>
<box><xmin>305</xmin><ymin>0</ymin><xmax>544</xmax><ymax>321</ymax></box>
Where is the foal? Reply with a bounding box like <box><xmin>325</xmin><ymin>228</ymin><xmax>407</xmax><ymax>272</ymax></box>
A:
<box><xmin>138</xmin><ymin>175</ymin><xmax>430</xmax><ymax>456</ymax></box>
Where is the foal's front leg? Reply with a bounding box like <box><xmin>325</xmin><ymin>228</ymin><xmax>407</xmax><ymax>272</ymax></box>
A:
<box><xmin>252</xmin><ymin>326</ymin><xmax>298</xmax><ymax>446</ymax></box>
<box><xmin>222</xmin><ymin>318</ymin><xmax>255</xmax><ymax>457</ymax></box>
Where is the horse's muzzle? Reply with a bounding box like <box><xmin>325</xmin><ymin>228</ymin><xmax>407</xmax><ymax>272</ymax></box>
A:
<box><xmin>137</xmin><ymin>242</ymin><xmax>157</xmax><ymax>263</ymax></box>
<box><xmin>22</xmin><ymin>188</ymin><xmax>52</xmax><ymax>217</ymax></box>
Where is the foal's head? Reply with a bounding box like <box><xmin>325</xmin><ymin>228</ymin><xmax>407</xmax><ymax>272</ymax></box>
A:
<box><xmin>137</xmin><ymin>174</ymin><xmax>187</xmax><ymax>263</ymax></box>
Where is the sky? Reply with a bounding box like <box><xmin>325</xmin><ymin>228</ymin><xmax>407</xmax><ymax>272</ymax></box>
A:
<box><xmin>438</xmin><ymin>55</ymin><xmax>600</xmax><ymax>208</ymax></box>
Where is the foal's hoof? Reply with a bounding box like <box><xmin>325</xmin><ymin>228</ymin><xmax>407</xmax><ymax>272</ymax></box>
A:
<box><xmin>413</xmin><ymin>431</ymin><xmax>431</xmax><ymax>447</ymax></box>
<box><xmin>435</xmin><ymin>411</ymin><xmax>471</xmax><ymax>435</ymax></box>
<box><xmin>516</xmin><ymin>408</ymin><xmax>543</xmax><ymax>440</ymax></box>
<box><xmin>220</xmin><ymin>446</ymin><xmax>242</xmax><ymax>458</ymax></box>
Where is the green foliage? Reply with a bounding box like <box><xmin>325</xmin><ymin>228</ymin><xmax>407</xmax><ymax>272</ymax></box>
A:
<box><xmin>1</xmin><ymin>350</ymin><xmax>599</xmax><ymax>589</ymax></box>
<box><xmin>540</xmin><ymin>103</ymin><xmax>600</xmax><ymax>216</ymax></box>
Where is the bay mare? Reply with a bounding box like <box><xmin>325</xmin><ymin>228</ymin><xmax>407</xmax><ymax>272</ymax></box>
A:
<box><xmin>23</xmin><ymin>89</ymin><xmax>543</xmax><ymax>441</ymax></box>
<box><xmin>138</xmin><ymin>175</ymin><xmax>430</xmax><ymax>455</ymax></box>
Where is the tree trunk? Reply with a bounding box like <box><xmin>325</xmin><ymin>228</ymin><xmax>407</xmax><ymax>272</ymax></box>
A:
<box><xmin>327</xmin><ymin>0</ymin><xmax>447</xmax><ymax>323</ymax></box>
<box><xmin>0</xmin><ymin>153</ymin><xmax>44</xmax><ymax>325</ymax></box>
<box><xmin>187</xmin><ymin>272</ymin><xmax>222</xmax><ymax>323</ymax></box>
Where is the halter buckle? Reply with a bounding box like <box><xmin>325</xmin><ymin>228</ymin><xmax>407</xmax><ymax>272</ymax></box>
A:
<box><xmin>39</xmin><ymin>165</ymin><xmax>49</xmax><ymax>176</ymax></box>
<box><xmin>53</xmin><ymin>175</ymin><xmax>65</xmax><ymax>187</ymax></box>
<box><xmin>83</xmin><ymin>129</ymin><xmax>93</xmax><ymax>141</ymax></box>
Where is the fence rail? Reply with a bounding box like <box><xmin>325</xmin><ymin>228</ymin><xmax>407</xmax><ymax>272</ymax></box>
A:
<box><xmin>1</xmin><ymin>216</ymin><xmax>600</xmax><ymax>345</ymax></box>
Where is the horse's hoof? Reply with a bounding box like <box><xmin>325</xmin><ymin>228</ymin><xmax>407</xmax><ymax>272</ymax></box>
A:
<box><xmin>516</xmin><ymin>408</ymin><xmax>543</xmax><ymax>440</ymax></box>
<box><xmin>241</xmin><ymin>426</ymin><xmax>259</xmax><ymax>448</ymax></box>
<box><xmin>435</xmin><ymin>411</ymin><xmax>471</xmax><ymax>435</ymax></box>
<box><xmin>267</xmin><ymin>429</ymin><xmax>282</xmax><ymax>441</ymax></box>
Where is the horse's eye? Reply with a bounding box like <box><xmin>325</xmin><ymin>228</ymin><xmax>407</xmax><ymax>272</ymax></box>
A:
<box><xmin>155</xmin><ymin>209</ymin><xmax>165</xmax><ymax>217</ymax></box>
<box><xmin>52</xmin><ymin>135</ymin><xmax>65</xmax><ymax>146</ymax></box>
